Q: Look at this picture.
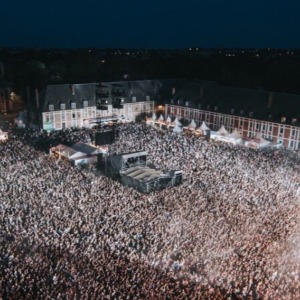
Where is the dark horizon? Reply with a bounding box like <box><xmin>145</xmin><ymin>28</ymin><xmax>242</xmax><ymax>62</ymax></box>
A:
<box><xmin>1</xmin><ymin>0</ymin><xmax>300</xmax><ymax>49</ymax></box>
<box><xmin>1</xmin><ymin>46</ymin><xmax>300</xmax><ymax>51</ymax></box>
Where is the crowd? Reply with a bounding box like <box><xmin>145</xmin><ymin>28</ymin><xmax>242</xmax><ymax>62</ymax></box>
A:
<box><xmin>1</xmin><ymin>122</ymin><xmax>300</xmax><ymax>299</ymax></box>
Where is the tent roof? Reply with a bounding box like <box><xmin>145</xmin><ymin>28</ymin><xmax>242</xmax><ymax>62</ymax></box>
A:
<box><xmin>172</xmin><ymin>117</ymin><xmax>182</xmax><ymax>127</ymax></box>
<box><xmin>173</xmin><ymin>124</ymin><xmax>183</xmax><ymax>133</ymax></box>
<box><xmin>229</xmin><ymin>128</ymin><xmax>243</xmax><ymax>139</ymax></box>
<box><xmin>166</xmin><ymin>116</ymin><xmax>172</xmax><ymax>123</ymax></box>
<box><xmin>199</xmin><ymin>121</ymin><xmax>210</xmax><ymax>131</ymax></box>
<box><xmin>188</xmin><ymin>119</ymin><xmax>197</xmax><ymax>129</ymax></box>
<box><xmin>217</xmin><ymin>125</ymin><xmax>229</xmax><ymax>135</ymax></box>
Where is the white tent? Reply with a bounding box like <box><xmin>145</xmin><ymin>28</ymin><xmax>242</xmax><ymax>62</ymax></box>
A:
<box><xmin>158</xmin><ymin>114</ymin><xmax>164</xmax><ymax>122</ymax></box>
<box><xmin>229</xmin><ymin>128</ymin><xmax>243</xmax><ymax>139</ymax></box>
<box><xmin>244</xmin><ymin>134</ymin><xmax>271</xmax><ymax>149</ymax></box>
<box><xmin>217</xmin><ymin>125</ymin><xmax>229</xmax><ymax>135</ymax></box>
<box><xmin>254</xmin><ymin>133</ymin><xmax>271</xmax><ymax>148</ymax></box>
<box><xmin>166</xmin><ymin>116</ymin><xmax>172</xmax><ymax>124</ymax></box>
<box><xmin>0</xmin><ymin>129</ymin><xmax>8</xmax><ymax>141</ymax></box>
<box><xmin>199</xmin><ymin>121</ymin><xmax>210</xmax><ymax>131</ymax></box>
<box><xmin>211</xmin><ymin>126</ymin><xmax>244</xmax><ymax>145</ymax></box>
<box><xmin>171</xmin><ymin>117</ymin><xmax>182</xmax><ymax>127</ymax></box>
<box><xmin>195</xmin><ymin>121</ymin><xmax>210</xmax><ymax>135</ymax></box>
<box><xmin>173</xmin><ymin>124</ymin><xmax>182</xmax><ymax>133</ymax></box>
<box><xmin>187</xmin><ymin>119</ymin><xmax>197</xmax><ymax>129</ymax></box>
<box><xmin>152</xmin><ymin>112</ymin><xmax>157</xmax><ymax>121</ymax></box>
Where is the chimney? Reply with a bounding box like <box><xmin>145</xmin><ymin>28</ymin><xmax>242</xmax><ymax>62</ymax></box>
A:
<box><xmin>35</xmin><ymin>88</ymin><xmax>39</xmax><ymax>109</ymax></box>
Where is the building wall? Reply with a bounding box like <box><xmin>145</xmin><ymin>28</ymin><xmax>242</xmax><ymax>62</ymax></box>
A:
<box><xmin>42</xmin><ymin>101</ymin><xmax>154</xmax><ymax>131</ymax></box>
<box><xmin>165</xmin><ymin>104</ymin><xmax>300</xmax><ymax>150</ymax></box>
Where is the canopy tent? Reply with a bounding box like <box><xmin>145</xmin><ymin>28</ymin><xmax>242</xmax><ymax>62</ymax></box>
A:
<box><xmin>158</xmin><ymin>114</ymin><xmax>164</xmax><ymax>122</ymax></box>
<box><xmin>154</xmin><ymin>113</ymin><xmax>166</xmax><ymax>129</ymax></box>
<box><xmin>187</xmin><ymin>119</ymin><xmax>197</xmax><ymax>130</ymax></box>
<box><xmin>171</xmin><ymin>117</ymin><xmax>182</xmax><ymax>127</ymax></box>
<box><xmin>146</xmin><ymin>112</ymin><xmax>158</xmax><ymax>125</ymax></box>
<box><xmin>211</xmin><ymin>126</ymin><xmax>243</xmax><ymax>145</ymax></box>
<box><xmin>217</xmin><ymin>125</ymin><xmax>229</xmax><ymax>135</ymax></box>
<box><xmin>151</xmin><ymin>112</ymin><xmax>157</xmax><ymax>121</ymax></box>
<box><xmin>199</xmin><ymin>121</ymin><xmax>210</xmax><ymax>131</ymax></box>
<box><xmin>166</xmin><ymin>116</ymin><xmax>172</xmax><ymax>124</ymax></box>
<box><xmin>173</xmin><ymin>124</ymin><xmax>183</xmax><ymax>133</ymax></box>
<box><xmin>254</xmin><ymin>133</ymin><xmax>271</xmax><ymax>148</ymax></box>
<box><xmin>244</xmin><ymin>134</ymin><xmax>271</xmax><ymax>149</ymax></box>
<box><xmin>195</xmin><ymin>121</ymin><xmax>210</xmax><ymax>135</ymax></box>
<box><xmin>0</xmin><ymin>129</ymin><xmax>8</xmax><ymax>141</ymax></box>
<box><xmin>229</xmin><ymin>128</ymin><xmax>243</xmax><ymax>139</ymax></box>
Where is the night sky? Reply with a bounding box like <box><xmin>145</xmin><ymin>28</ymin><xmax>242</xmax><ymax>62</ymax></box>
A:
<box><xmin>1</xmin><ymin>0</ymin><xmax>300</xmax><ymax>49</ymax></box>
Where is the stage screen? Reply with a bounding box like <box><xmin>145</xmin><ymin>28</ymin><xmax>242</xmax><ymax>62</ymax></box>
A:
<box><xmin>95</xmin><ymin>131</ymin><xmax>115</xmax><ymax>145</ymax></box>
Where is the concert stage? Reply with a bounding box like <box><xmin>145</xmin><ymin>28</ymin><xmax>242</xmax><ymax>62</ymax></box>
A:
<box><xmin>98</xmin><ymin>150</ymin><xmax>182</xmax><ymax>193</ymax></box>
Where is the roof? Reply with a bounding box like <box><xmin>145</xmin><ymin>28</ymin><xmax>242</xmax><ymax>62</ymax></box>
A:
<box><xmin>71</xmin><ymin>142</ymin><xmax>99</xmax><ymax>154</ymax></box>
<box><xmin>123</xmin><ymin>166</ymin><xmax>163</xmax><ymax>183</ymax></box>
<box><xmin>40</xmin><ymin>78</ymin><xmax>300</xmax><ymax>124</ymax></box>
<box><xmin>43</xmin><ymin>83</ymin><xmax>97</xmax><ymax>112</ymax></box>
<box><xmin>52</xmin><ymin>144</ymin><xmax>77</xmax><ymax>157</ymax></box>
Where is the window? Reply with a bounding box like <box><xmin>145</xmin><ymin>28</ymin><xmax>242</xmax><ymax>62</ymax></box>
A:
<box><xmin>280</xmin><ymin>127</ymin><xmax>284</xmax><ymax>134</ymax></box>
<box><xmin>239</xmin><ymin>119</ymin><xmax>244</xmax><ymax>126</ymax></box>
<box><xmin>132</xmin><ymin>96</ymin><xmax>136</xmax><ymax>102</ymax></box>
<box><xmin>71</xmin><ymin>102</ymin><xmax>76</xmax><ymax>109</ymax></box>
<box><xmin>146</xmin><ymin>95</ymin><xmax>150</xmax><ymax>101</ymax></box>
<box><xmin>49</xmin><ymin>104</ymin><xmax>54</xmax><ymax>111</ymax></box>
<box><xmin>268</xmin><ymin>125</ymin><xmax>272</xmax><ymax>132</ymax></box>
<box><xmin>72</xmin><ymin>113</ymin><xmax>76</xmax><ymax>119</ymax></box>
<box><xmin>60</xmin><ymin>103</ymin><xmax>66</xmax><ymax>110</ymax></box>
<box><xmin>289</xmin><ymin>140</ymin><xmax>294</xmax><ymax>148</ymax></box>
<box><xmin>291</xmin><ymin>129</ymin><xmax>296</xmax><ymax>137</ymax></box>
<box><xmin>83</xmin><ymin>100</ymin><xmax>88</xmax><ymax>107</ymax></box>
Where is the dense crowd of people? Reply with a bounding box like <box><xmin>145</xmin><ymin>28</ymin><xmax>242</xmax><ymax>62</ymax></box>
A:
<box><xmin>1</xmin><ymin>122</ymin><xmax>300</xmax><ymax>299</ymax></box>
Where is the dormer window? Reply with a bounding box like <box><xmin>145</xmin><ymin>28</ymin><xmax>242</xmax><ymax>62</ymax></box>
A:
<box><xmin>49</xmin><ymin>104</ymin><xmax>54</xmax><ymax>111</ymax></box>
<box><xmin>71</xmin><ymin>102</ymin><xmax>76</xmax><ymax>109</ymax></box>
<box><xmin>83</xmin><ymin>100</ymin><xmax>88</xmax><ymax>107</ymax></box>
<box><xmin>60</xmin><ymin>103</ymin><xmax>66</xmax><ymax>110</ymax></box>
